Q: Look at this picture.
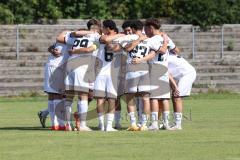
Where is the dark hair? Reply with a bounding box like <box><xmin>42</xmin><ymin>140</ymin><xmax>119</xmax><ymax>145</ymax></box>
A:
<box><xmin>122</xmin><ymin>20</ymin><xmax>132</xmax><ymax>29</ymax></box>
<box><xmin>102</xmin><ymin>19</ymin><xmax>116</xmax><ymax>30</ymax></box>
<box><xmin>87</xmin><ymin>19</ymin><xmax>101</xmax><ymax>30</ymax></box>
<box><xmin>145</xmin><ymin>18</ymin><xmax>161</xmax><ymax>29</ymax></box>
<box><xmin>114</xmin><ymin>27</ymin><xmax>119</xmax><ymax>33</ymax></box>
<box><xmin>130</xmin><ymin>20</ymin><xmax>143</xmax><ymax>30</ymax></box>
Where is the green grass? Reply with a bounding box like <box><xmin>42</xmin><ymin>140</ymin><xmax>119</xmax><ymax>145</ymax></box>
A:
<box><xmin>0</xmin><ymin>93</ymin><xmax>240</xmax><ymax>160</ymax></box>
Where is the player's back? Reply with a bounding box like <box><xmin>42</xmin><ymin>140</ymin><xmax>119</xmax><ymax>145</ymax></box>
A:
<box><xmin>66</xmin><ymin>33</ymin><xmax>100</xmax><ymax>59</ymax></box>
<box><xmin>168</xmin><ymin>54</ymin><xmax>196</xmax><ymax>79</ymax></box>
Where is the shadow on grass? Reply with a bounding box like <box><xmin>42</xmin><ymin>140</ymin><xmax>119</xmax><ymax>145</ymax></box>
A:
<box><xmin>0</xmin><ymin>126</ymin><xmax>50</xmax><ymax>131</ymax></box>
<box><xmin>0</xmin><ymin>125</ymin><xmax>130</xmax><ymax>131</ymax></box>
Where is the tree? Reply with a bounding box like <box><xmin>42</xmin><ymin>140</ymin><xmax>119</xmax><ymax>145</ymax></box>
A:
<box><xmin>0</xmin><ymin>4</ymin><xmax>14</xmax><ymax>24</ymax></box>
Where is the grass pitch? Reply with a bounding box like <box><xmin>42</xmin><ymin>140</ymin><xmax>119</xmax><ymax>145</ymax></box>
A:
<box><xmin>0</xmin><ymin>93</ymin><xmax>240</xmax><ymax>160</ymax></box>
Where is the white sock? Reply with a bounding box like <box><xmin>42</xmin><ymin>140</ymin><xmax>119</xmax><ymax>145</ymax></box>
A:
<box><xmin>114</xmin><ymin>111</ymin><xmax>121</xmax><ymax>125</ymax></box>
<box><xmin>128</xmin><ymin>112</ymin><xmax>136</xmax><ymax>126</ymax></box>
<box><xmin>106</xmin><ymin>113</ymin><xmax>114</xmax><ymax>128</ymax></box>
<box><xmin>98</xmin><ymin>112</ymin><xmax>104</xmax><ymax>127</ymax></box>
<box><xmin>65</xmin><ymin>100</ymin><xmax>72</xmax><ymax>125</ymax></box>
<box><xmin>48</xmin><ymin>100</ymin><xmax>55</xmax><ymax>126</ymax></box>
<box><xmin>78</xmin><ymin>100</ymin><xmax>88</xmax><ymax>127</ymax></box>
<box><xmin>54</xmin><ymin>99</ymin><xmax>64</xmax><ymax>126</ymax></box>
<box><xmin>174</xmin><ymin>112</ymin><xmax>182</xmax><ymax>127</ymax></box>
<box><xmin>151</xmin><ymin>112</ymin><xmax>158</xmax><ymax>126</ymax></box>
<box><xmin>163</xmin><ymin>111</ymin><xmax>170</xmax><ymax>126</ymax></box>
<box><xmin>141</xmin><ymin>113</ymin><xmax>148</xmax><ymax>126</ymax></box>
<box><xmin>41</xmin><ymin>108</ymin><xmax>49</xmax><ymax>117</ymax></box>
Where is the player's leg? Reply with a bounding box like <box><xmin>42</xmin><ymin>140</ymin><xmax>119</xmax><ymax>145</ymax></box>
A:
<box><xmin>139</xmin><ymin>93</ymin><xmax>150</xmax><ymax>131</ymax></box>
<box><xmin>126</xmin><ymin>93</ymin><xmax>139</xmax><ymax>131</ymax></box>
<box><xmin>158</xmin><ymin>102</ymin><xmax>163</xmax><ymax>129</ymax></box>
<box><xmin>77</xmin><ymin>92</ymin><xmax>92</xmax><ymax>131</ymax></box>
<box><xmin>88</xmin><ymin>89</ymin><xmax>94</xmax><ymax>103</ymax></box>
<box><xmin>171</xmin><ymin>71</ymin><xmax>196</xmax><ymax>130</ymax></box>
<box><xmin>96</xmin><ymin>97</ymin><xmax>106</xmax><ymax>131</ymax></box>
<box><xmin>114</xmin><ymin>97</ymin><xmax>122</xmax><ymax>129</ymax></box>
<box><xmin>171</xmin><ymin>97</ymin><xmax>183</xmax><ymax>130</ymax></box>
<box><xmin>94</xmin><ymin>75</ymin><xmax>108</xmax><ymax>131</ymax></box>
<box><xmin>136</xmin><ymin>96</ymin><xmax>143</xmax><ymax>127</ymax></box>
<box><xmin>38</xmin><ymin>108</ymin><xmax>49</xmax><ymax>128</ymax></box>
<box><xmin>64</xmin><ymin>90</ymin><xmax>74</xmax><ymax>131</ymax></box>
<box><xmin>105</xmin><ymin>98</ymin><xmax>117</xmax><ymax>131</ymax></box>
<box><xmin>149</xmin><ymin>99</ymin><xmax>159</xmax><ymax>130</ymax></box>
<box><xmin>160</xmin><ymin>99</ymin><xmax>171</xmax><ymax>129</ymax></box>
<box><xmin>52</xmin><ymin>93</ymin><xmax>66</xmax><ymax>130</ymax></box>
<box><xmin>48</xmin><ymin>93</ymin><xmax>63</xmax><ymax>130</ymax></box>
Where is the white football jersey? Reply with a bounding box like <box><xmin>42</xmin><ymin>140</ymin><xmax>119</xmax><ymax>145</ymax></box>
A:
<box><xmin>96</xmin><ymin>35</ymin><xmax>128</xmax><ymax>76</ymax></box>
<box><xmin>148</xmin><ymin>35</ymin><xmax>176</xmax><ymax>64</ymax></box>
<box><xmin>65</xmin><ymin>33</ymin><xmax>100</xmax><ymax>59</ymax></box>
<box><xmin>121</xmin><ymin>34</ymin><xmax>152</xmax><ymax>64</ymax></box>
<box><xmin>168</xmin><ymin>54</ymin><xmax>196</xmax><ymax>80</ymax></box>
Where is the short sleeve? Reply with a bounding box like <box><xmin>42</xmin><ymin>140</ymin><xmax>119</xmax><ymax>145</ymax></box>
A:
<box><xmin>64</xmin><ymin>32</ymin><xmax>75</xmax><ymax>45</ymax></box>
<box><xmin>89</xmin><ymin>33</ymin><xmax>101</xmax><ymax>43</ymax></box>
<box><xmin>168</xmin><ymin>38</ymin><xmax>176</xmax><ymax>50</ymax></box>
<box><xmin>148</xmin><ymin>36</ymin><xmax>163</xmax><ymax>51</ymax></box>
<box><xmin>120</xmin><ymin>35</ymin><xmax>138</xmax><ymax>48</ymax></box>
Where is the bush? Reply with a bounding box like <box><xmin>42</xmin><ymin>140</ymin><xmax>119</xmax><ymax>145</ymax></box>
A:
<box><xmin>0</xmin><ymin>4</ymin><xmax>14</xmax><ymax>24</ymax></box>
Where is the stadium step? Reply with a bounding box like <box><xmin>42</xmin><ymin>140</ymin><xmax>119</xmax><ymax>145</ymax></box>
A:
<box><xmin>0</xmin><ymin>52</ymin><xmax>49</xmax><ymax>60</ymax></box>
<box><xmin>0</xmin><ymin>67</ymin><xmax>44</xmax><ymax>75</ymax></box>
<box><xmin>193</xmin><ymin>80</ymin><xmax>240</xmax><ymax>92</ymax></box>
<box><xmin>196</xmin><ymin>72</ymin><xmax>240</xmax><ymax>81</ymax></box>
<box><xmin>195</xmin><ymin>65</ymin><xmax>240</xmax><ymax>73</ymax></box>
<box><xmin>0</xmin><ymin>75</ymin><xmax>43</xmax><ymax>83</ymax></box>
<box><xmin>0</xmin><ymin>82</ymin><xmax>43</xmax><ymax>90</ymax></box>
<box><xmin>0</xmin><ymin>60</ymin><xmax>46</xmax><ymax>67</ymax></box>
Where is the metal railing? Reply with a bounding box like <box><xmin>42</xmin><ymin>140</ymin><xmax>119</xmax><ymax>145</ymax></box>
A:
<box><xmin>0</xmin><ymin>24</ymin><xmax>239</xmax><ymax>60</ymax></box>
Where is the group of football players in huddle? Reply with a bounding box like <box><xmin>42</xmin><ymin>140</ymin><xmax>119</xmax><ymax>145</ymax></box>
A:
<box><xmin>37</xmin><ymin>18</ymin><xmax>196</xmax><ymax>132</ymax></box>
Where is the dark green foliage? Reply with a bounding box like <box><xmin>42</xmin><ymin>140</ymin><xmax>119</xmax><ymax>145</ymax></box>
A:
<box><xmin>172</xmin><ymin>0</ymin><xmax>240</xmax><ymax>29</ymax></box>
<box><xmin>0</xmin><ymin>0</ymin><xmax>240</xmax><ymax>28</ymax></box>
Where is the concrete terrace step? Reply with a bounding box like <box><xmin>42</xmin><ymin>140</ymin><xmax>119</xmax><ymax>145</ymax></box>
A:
<box><xmin>0</xmin><ymin>84</ymin><xmax>43</xmax><ymax>96</ymax></box>
<box><xmin>0</xmin><ymin>89</ymin><xmax>45</xmax><ymax>97</ymax></box>
<box><xmin>193</xmin><ymin>80</ymin><xmax>240</xmax><ymax>92</ymax></box>
<box><xmin>0</xmin><ymin>74</ymin><xmax>43</xmax><ymax>83</ymax></box>
<box><xmin>195</xmin><ymin>79</ymin><xmax>240</xmax><ymax>85</ymax></box>
<box><xmin>0</xmin><ymin>60</ymin><xmax>46</xmax><ymax>67</ymax></box>
<box><xmin>195</xmin><ymin>65</ymin><xmax>240</xmax><ymax>73</ymax></box>
<box><xmin>0</xmin><ymin>52</ymin><xmax>49</xmax><ymax>60</ymax></box>
<box><xmin>196</xmin><ymin>72</ymin><xmax>240</xmax><ymax>81</ymax></box>
<box><xmin>193</xmin><ymin>52</ymin><xmax>240</xmax><ymax>60</ymax></box>
<box><xmin>0</xmin><ymin>67</ymin><xmax>44</xmax><ymax>75</ymax></box>
<box><xmin>0</xmin><ymin>82</ymin><xmax>43</xmax><ymax>88</ymax></box>
<box><xmin>190</xmin><ymin>59</ymin><xmax>240</xmax><ymax>66</ymax></box>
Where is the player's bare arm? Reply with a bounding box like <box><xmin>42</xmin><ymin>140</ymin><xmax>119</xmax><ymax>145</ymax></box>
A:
<box><xmin>131</xmin><ymin>50</ymin><xmax>156</xmax><ymax>64</ymax></box>
<box><xmin>106</xmin><ymin>43</ymin><xmax>122</xmax><ymax>52</ymax></box>
<box><xmin>71</xmin><ymin>30</ymin><xmax>95</xmax><ymax>36</ymax></box>
<box><xmin>169</xmin><ymin>73</ymin><xmax>180</xmax><ymax>97</ymax></box>
<box><xmin>158</xmin><ymin>33</ymin><xmax>169</xmax><ymax>54</ymax></box>
<box><xmin>68</xmin><ymin>45</ymin><xmax>97</xmax><ymax>55</ymax></box>
<box><xmin>124</xmin><ymin>35</ymin><xmax>148</xmax><ymax>52</ymax></box>
<box><xmin>56</xmin><ymin>30</ymin><xmax>70</xmax><ymax>43</ymax></box>
<box><xmin>170</xmin><ymin>47</ymin><xmax>180</xmax><ymax>55</ymax></box>
<box><xmin>100</xmin><ymin>34</ymin><xmax>125</xmax><ymax>44</ymax></box>
<box><xmin>159</xmin><ymin>32</ymin><xmax>180</xmax><ymax>54</ymax></box>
